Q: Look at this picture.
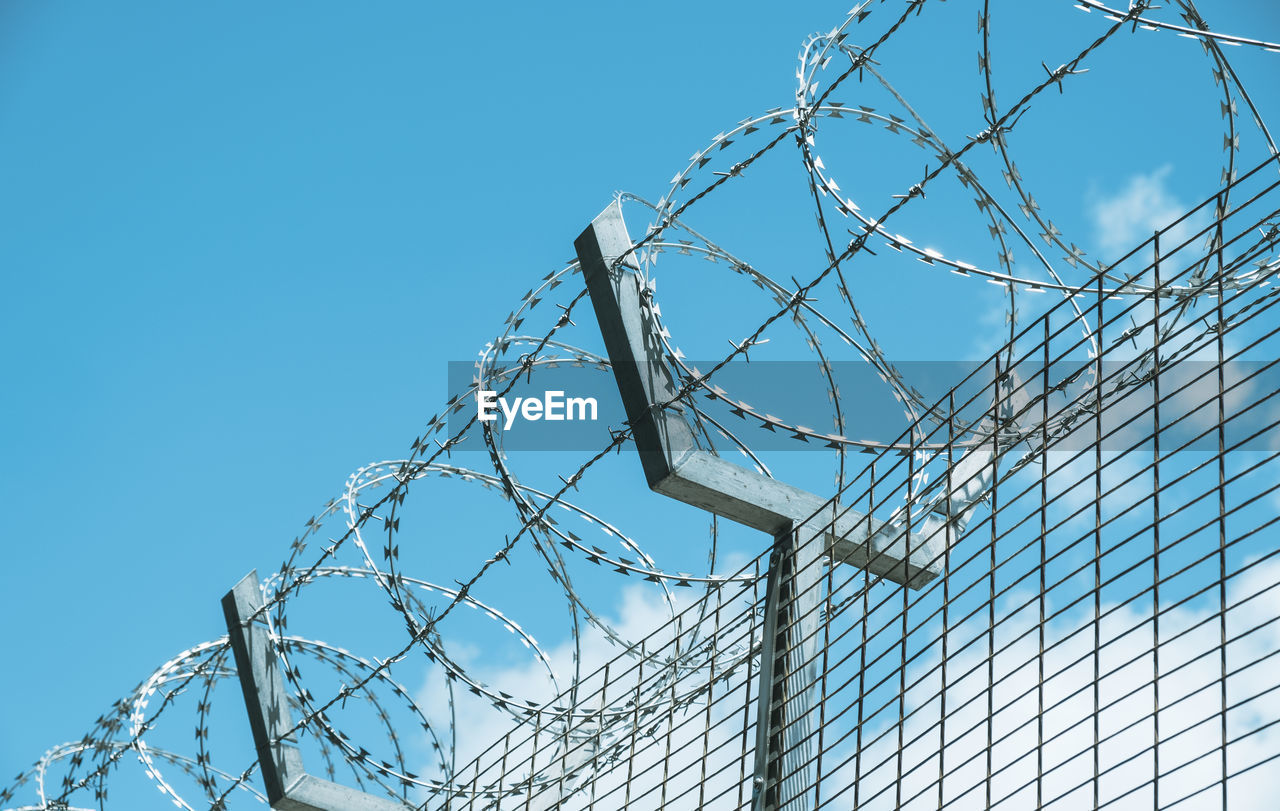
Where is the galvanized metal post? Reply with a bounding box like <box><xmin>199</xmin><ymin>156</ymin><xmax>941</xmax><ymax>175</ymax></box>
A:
<box><xmin>222</xmin><ymin>571</ymin><xmax>408</xmax><ymax>811</ymax></box>
<box><xmin>751</xmin><ymin>525</ymin><xmax>823</xmax><ymax>811</ymax></box>
<box><xmin>575</xmin><ymin>201</ymin><xmax>941</xmax><ymax>808</ymax></box>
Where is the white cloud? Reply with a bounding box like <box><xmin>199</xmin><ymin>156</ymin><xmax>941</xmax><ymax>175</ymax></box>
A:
<box><xmin>1089</xmin><ymin>166</ymin><xmax>1204</xmax><ymax>262</ymax></box>
<box><xmin>969</xmin><ymin>299</ymin><xmax>1013</xmax><ymax>361</ymax></box>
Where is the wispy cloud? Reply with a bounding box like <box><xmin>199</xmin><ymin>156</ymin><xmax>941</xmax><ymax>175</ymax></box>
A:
<box><xmin>968</xmin><ymin>297</ymin><xmax>1012</xmax><ymax>361</ymax></box>
<box><xmin>1089</xmin><ymin>166</ymin><xmax>1202</xmax><ymax>261</ymax></box>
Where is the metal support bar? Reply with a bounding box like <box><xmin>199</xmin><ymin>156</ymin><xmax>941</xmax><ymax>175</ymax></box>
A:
<box><xmin>574</xmin><ymin>200</ymin><xmax>942</xmax><ymax>587</ymax></box>
<box><xmin>221</xmin><ymin>571</ymin><xmax>408</xmax><ymax>811</ymax></box>
<box><xmin>751</xmin><ymin>525</ymin><xmax>823</xmax><ymax>811</ymax></box>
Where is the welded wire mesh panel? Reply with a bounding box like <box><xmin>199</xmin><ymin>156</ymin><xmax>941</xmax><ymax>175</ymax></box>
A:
<box><xmin>782</xmin><ymin>155</ymin><xmax>1280</xmax><ymax>811</ymax></box>
<box><xmin>424</xmin><ymin>557</ymin><xmax>770</xmax><ymax>811</ymax></box>
<box><xmin>430</xmin><ymin>156</ymin><xmax>1280</xmax><ymax>810</ymax></box>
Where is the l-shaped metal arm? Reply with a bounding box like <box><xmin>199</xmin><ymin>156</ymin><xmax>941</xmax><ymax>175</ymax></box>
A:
<box><xmin>222</xmin><ymin>571</ymin><xmax>408</xmax><ymax>811</ymax></box>
<box><xmin>574</xmin><ymin>201</ymin><xmax>942</xmax><ymax>589</ymax></box>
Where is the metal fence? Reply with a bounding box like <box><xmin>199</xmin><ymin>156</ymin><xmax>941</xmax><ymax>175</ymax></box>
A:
<box><xmin>432</xmin><ymin>154</ymin><xmax>1280</xmax><ymax>810</ymax></box>
<box><xmin>5</xmin><ymin>3</ymin><xmax>1279</xmax><ymax>809</ymax></box>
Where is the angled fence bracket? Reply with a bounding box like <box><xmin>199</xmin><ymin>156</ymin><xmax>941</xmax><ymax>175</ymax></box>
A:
<box><xmin>574</xmin><ymin>201</ymin><xmax>943</xmax><ymax>588</ymax></box>
<box><xmin>575</xmin><ymin>201</ymin><xmax>943</xmax><ymax>810</ymax></box>
<box><xmin>222</xmin><ymin>571</ymin><xmax>408</xmax><ymax>811</ymax></box>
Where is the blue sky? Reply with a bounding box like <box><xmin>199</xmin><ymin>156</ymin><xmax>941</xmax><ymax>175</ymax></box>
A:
<box><xmin>0</xmin><ymin>0</ymin><xmax>814</xmax><ymax>754</ymax></box>
<box><xmin>2</xmin><ymin>1</ymin><xmax>1279</xmax><ymax>808</ymax></box>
